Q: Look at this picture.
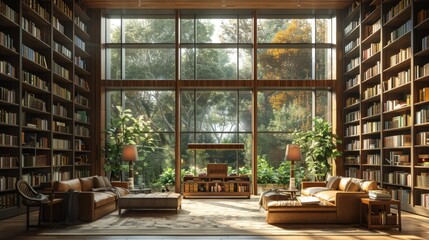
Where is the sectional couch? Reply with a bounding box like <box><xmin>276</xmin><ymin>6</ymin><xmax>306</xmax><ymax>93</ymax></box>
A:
<box><xmin>52</xmin><ymin>176</ymin><xmax>129</xmax><ymax>222</ymax></box>
<box><xmin>266</xmin><ymin>176</ymin><xmax>378</xmax><ymax>224</ymax></box>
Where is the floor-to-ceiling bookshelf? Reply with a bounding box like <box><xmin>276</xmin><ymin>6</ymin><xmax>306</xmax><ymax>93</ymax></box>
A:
<box><xmin>342</xmin><ymin>0</ymin><xmax>429</xmax><ymax>216</ymax></box>
<box><xmin>0</xmin><ymin>0</ymin><xmax>93</xmax><ymax>219</ymax></box>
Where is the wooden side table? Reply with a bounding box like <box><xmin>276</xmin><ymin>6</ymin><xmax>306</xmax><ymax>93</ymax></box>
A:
<box><xmin>360</xmin><ymin>198</ymin><xmax>401</xmax><ymax>230</ymax></box>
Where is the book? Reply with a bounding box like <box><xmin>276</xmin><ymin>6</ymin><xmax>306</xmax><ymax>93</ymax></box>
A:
<box><xmin>297</xmin><ymin>196</ymin><xmax>320</xmax><ymax>205</ymax></box>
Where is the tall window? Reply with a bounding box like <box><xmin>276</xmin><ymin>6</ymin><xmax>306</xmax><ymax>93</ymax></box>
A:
<box><xmin>106</xmin><ymin>90</ymin><xmax>175</xmax><ymax>187</ymax></box>
<box><xmin>102</xmin><ymin>10</ymin><xmax>337</xmax><ymax>189</ymax></box>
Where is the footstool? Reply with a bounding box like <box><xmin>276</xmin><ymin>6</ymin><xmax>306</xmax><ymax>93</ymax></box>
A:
<box><xmin>118</xmin><ymin>192</ymin><xmax>182</xmax><ymax>214</ymax></box>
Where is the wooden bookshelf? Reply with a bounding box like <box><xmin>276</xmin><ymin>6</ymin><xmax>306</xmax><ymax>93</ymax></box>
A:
<box><xmin>342</xmin><ymin>0</ymin><xmax>429</xmax><ymax>217</ymax></box>
<box><xmin>0</xmin><ymin>0</ymin><xmax>93</xmax><ymax>220</ymax></box>
<box><xmin>182</xmin><ymin>175</ymin><xmax>251</xmax><ymax>199</ymax></box>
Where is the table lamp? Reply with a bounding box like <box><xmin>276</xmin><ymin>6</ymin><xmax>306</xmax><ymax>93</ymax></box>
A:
<box><xmin>122</xmin><ymin>144</ymin><xmax>138</xmax><ymax>189</ymax></box>
<box><xmin>285</xmin><ymin>144</ymin><xmax>301</xmax><ymax>190</ymax></box>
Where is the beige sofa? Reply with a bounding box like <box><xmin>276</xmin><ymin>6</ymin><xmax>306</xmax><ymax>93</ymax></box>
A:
<box><xmin>266</xmin><ymin>177</ymin><xmax>378</xmax><ymax>224</ymax></box>
<box><xmin>52</xmin><ymin>176</ymin><xmax>129</xmax><ymax>222</ymax></box>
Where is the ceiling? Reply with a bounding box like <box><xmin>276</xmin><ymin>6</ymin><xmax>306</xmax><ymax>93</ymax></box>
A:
<box><xmin>84</xmin><ymin>0</ymin><xmax>351</xmax><ymax>9</ymax></box>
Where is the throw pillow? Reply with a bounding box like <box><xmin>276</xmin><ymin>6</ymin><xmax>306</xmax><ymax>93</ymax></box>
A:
<box><xmin>93</xmin><ymin>176</ymin><xmax>106</xmax><ymax>188</ymax></box>
<box><xmin>326</xmin><ymin>176</ymin><xmax>341</xmax><ymax>190</ymax></box>
<box><xmin>102</xmin><ymin>176</ymin><xmax>113</xmax><ymax>187</ymax></box>
<box><xmin>345</xmin><ymin>180</ymin><xmax>360</xmax><ymax>192</ymax></box>
<box><xmin>338</xmin><ymin>177</ymin><xmax>351</xmax><ymax>191</ymax></box>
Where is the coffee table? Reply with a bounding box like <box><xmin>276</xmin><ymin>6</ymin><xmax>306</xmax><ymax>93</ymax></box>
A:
<box><xmin>118</xmin><ymin>192</ymin><xmax>182</xmax><ymax>214</ymax></box>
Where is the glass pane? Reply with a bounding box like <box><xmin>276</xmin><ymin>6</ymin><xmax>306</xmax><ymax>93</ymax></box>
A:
<box><xmin>196</xmin><ymin>91</ymin><xmax>237</xmax><ymax>132</ymax></box>
<box><xmin>239</xmin><ymin>48</ymin><xmax>253</xmax><ymax>80</ymax></box>
<box><xmin>239</xmin><ymin>91</ymin><xmax>252</xmax><ymax>132</ymax></box>
<box><xmin>239</xmin><ymin>18</ymin><xmax>253</xmax><ymax>43</ymax></box>
<box><xmin>196</xmin><ymin>48</ymin><xmax>237</xmax><ymax>80</ymax></box>
<box><xmin>316</xmin><ymin>48</ymin><xmax>334</xmax><ymax>80</ymax></box>
<box><xmin>316</xmin><ymin>18</ymin><xmax>332</xmax><ymax>43</ymax></box>
<box><xmin>257</xmin><ymin>19</ymin><xmax>313</xmax><ymax>43</ymax></box>
<box><xmin>106</xmin><ymin>18</ymin><xmax>121</xmax><ymax>43</ymax></box>
<box><xmin>124</xmin><ymin>91</ymin><xmax>176</xmax><ymax>132</ymax></box>
<box><xmin>181</xmin><ymin>91</ymin><xmax>195</xmax><ymax>132</ymax></box>
<box><xmin>180</xmin><ymin>48</ymin><xmax>195</xmax><ymax>80</ymax></box>
<box><xmin>105</xmin><ymin>48</ymin><xmax>121</xmax><ymax>79</ymax></box>
<box><xmin>257</xmin><ymin>90</ymin><xmax>313</xmax><ymax>131</ymax></box>
<box><xmin>258</xmin><ymin>133</ymin><xmax>293</xmax><ymax>166</ymax></box>
<box><xmin>124</xmin><ymin>48</ymin><xmax>175</xmax><ymax>80</ymax></box>
<box><xmin>105</xmin><ymin>91</ymin><xmax>121</xmax><ymax>128</ymax></box>
<box><xmin>257</xmin><ymin>48</ymin><xmax>312</xmax><ymax>80</ymax></box>
<box><xmin>316</xmin><ymin>90</ymin><xmax>329</xmax><ymax>120</ymax></box>
<box><xmin>123</xmin><ymin>18</ymin><xmax>175</xmax><ymax>43</ymax></box>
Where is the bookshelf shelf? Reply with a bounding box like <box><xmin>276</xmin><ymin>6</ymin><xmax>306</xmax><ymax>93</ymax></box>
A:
<box><xmin>182</xmin><ymin>175</ymin><xmax>251</xmax><ymax>199</ymax></box>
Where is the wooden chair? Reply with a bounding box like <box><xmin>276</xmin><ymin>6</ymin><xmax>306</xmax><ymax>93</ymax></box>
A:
<box><xmin>15</xmin><ymin>180</ymin><xmax>62</xmax><ymax>230</ymax></box>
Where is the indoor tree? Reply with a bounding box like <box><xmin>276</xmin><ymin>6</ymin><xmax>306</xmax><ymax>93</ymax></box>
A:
<box><xmin>103</xmin><ymin>106</ymin><xmax>154</xmax><ymax>180</ymax></box>
<box><xmin>292</xmin><ymin>117</ymin><xmax>342</xmax><ymax>181</ymax></box>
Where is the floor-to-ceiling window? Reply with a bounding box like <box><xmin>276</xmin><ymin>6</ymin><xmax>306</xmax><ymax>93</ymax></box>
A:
<box><xmin>101</xmin><ymin>9</ymin><xmax>337</xmax><ymax>191</ymax></box>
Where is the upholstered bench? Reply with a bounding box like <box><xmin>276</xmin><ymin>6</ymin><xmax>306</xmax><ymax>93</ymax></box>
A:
<box><xmin>266</xmin><ymin>199</ymin><xmax>336</xmax><ymax>224</ymax></box>
<box><xmin>118</xmin><ymin>192</ymin><xmax>182</xmax><ymax>214</ymax></box>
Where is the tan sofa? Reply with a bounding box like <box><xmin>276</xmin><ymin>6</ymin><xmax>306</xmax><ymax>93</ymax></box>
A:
<box><xmin>52</xmin><ymin>176</ymin><xmax>129</xmax><ymax>222</ymax></box>
<box><xmin>266</xmin><ymin>177</ymin><xmax>378</xmax><ymax>224</ymax></box>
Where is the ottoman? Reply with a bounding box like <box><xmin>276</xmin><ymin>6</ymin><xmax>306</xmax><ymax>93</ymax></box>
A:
<box><xmin>118</xmin><ymin>192</ymin><xmax>182</xmax><ymax>214</ymax></box>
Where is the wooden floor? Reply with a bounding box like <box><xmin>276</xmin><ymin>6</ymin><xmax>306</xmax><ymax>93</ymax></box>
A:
<box><xmin>1</xmin><ymin>208</ymin><xmax>428</xmax><ymax>240</ymax></box>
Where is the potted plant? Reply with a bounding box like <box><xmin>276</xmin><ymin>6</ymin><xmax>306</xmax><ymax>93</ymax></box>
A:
<box><xmin>257</xmin><ymin>155</ymin><xmax>279</xmax><ymax>192</ymax></box>
<box><xmin>159</xmin><ymin>167</ymin><xmax>175</xmax><ymax>192</ymax></box>
<box><xmin>103</xmin><ymin>106</ymin><xmax>153</xmax><ymax>181</ymax></box>
<box><xmin>292</xmin><ymin>118</ymin><xmax>342</xmax><ymax>181</ymax></box>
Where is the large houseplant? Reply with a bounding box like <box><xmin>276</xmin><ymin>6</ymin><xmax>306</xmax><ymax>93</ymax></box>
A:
<box><xmin>292</xmin><ymin>118</ymin><xmax>342</xmax><ymax>181</ymax></box>
<box><xmin>103</xmin><ymin>106</ymin><xmax>153</xmax><ymax>180</ymax></box>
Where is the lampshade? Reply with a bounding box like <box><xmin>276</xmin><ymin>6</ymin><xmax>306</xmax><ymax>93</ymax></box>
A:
<box><xmin>285</xmin><ymin>144</ymin><xmax>301</xmax><ymax>162</ymax></box>
<box><xmin>122</xmin><ymin>145</ymin><xmax>138</xmax><ymax>161</ymax></box>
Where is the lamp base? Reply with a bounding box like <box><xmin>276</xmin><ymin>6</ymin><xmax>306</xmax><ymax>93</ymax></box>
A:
<box><xmin>289</xmin><ymin>177</ymin><xmax>296</xmax><ymax>190</ymax></box>
<box><xmin>128</xmin><ymin>177</ymin><xmax>134</xmax><ymax>190</ymax></box>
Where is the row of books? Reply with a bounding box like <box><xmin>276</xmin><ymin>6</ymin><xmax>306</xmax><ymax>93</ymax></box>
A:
<box><xmin>384</xmin><ymin>0</ymin><xmax>411</xmax><ymax>24</ymax></box>
<box><xmin>75</xmin><ymin>93</ymin><xmax>89</xmax><ymax>107</ymax></box>
<box><xmin>22</xmin><ymin>92</ymin><xmax>46</xmax><ymax>111</ymax></box>
<box><xmin>0</xmin><ymin>86</ymin><xmax>16</xmax><ymax>103</ymax></box>
<box><xmin>416</xmin><ymin>132</ymin><xmax>429</xmax><ymax>146</ymax></box>
<box><xmin>384</xmin><ymin>134</ymin><xmax>411</xmax><ymax>148</ymax></box>
<box><xmin>384</xmin><ymin>171</ymin><xmax>412</xmax><ymax>187</ymax></box>
<box><xmin>345</xmin><ymin>167</ymin><xmax>358</xmax><ymax>178</ymax></box>
<box><xmin>391</xmin><ymin>188</ymin><xmax>410</xmax><ymax>204</ymax></box>
<box><xmin>345</xmin><ymin>96</ymin><xmax>359</xmax><ymax>107</ymax></box>
<box><xmin>421</xmin><ymin>193</ymin><xmax>429</xmax><ymax>208</ymax></box>
<box><xmin>0</xmin><ymin>31</ymin><xmax>15</xmax><ymax>51</ymax></box>
<box><xmin>362</xmin><ymin>42</ymin><xmax>380</xmax><ymax>61</ymax></box>
<box><xmin>54</xmin><ymin>0</ymin><xmax>72</xmax><ymax>19</ymax></box>
<box><xmin>387</xmin><ymin>151</ymin><xmax>409</xmax><ymax>166</ymax></box>
<box><xmin>416</xmin><ymin>8</ymin><xmax>429</xmax><ymax>25</ymax></box>
<box><xmin>363</xmin><ymin>138</ymin><xmax>380</xmax><ymax>150</ymax></box>
<box><xmin>363</xmin><ymin>121</ymin><xmax>381</xmax><ymax>133</ymax></box>
<box><xmin>53</xmin><ymin>103</ymin><xmax>68</xmax><ymax>118</ymax></box>
<box><xmin>362</xmin><ymin>83</ymin><xmax>381</xmax><ymax>100</ymax></box>
<box><xmin>383</xmin><ymin>69</ymin><xmax>410</xmax><ymax>91</ymax></box>
<box><xmin>52</xmin><ymin>15</ymin><xmax>65</xmax><ymax>34</ymax></box>
<box><xmin>21</xmin><ymin>133</ymin><xmax>48</xmax><ymax>148</ymax></box>
<box><xmin>345</xmin><ymin>124</ymin><xmax>360</xmax><ymax>137</ymax></box>
<box><xmin>22</xmin><ymin>172</ymin><xmax>50</xmax><ymax>186</ymax></box>
<box><xmin>362</xmin><ymin>169</ymin><xmax>381</xmax><ymax>182</ymax></box>
<box><xmin>22</xmin><ymin>44</ymin><xmax>47</xmax><ymax>68</ymax></box>
<box><xmin>52</xmin><ymin>138</ymin><xmax>71</xmax><ymax>150</ymax></box>
<box><xmin>345</xmin><ymin>139</ymin><xmax>360</xmax><ymax>150</ymax></box>
<box><xmin>53</xmin><ymin>41</ymin><xmax>72</xmax><ymax>59</ymax></box>
<box><xmin>24</xmin><ymin>0</ymin><xmax>50</xmax><ymax>22</ymax></box>
<box><xmin>0</xmin><ymin>176</ymin><xmax>16</xmax><ymax>191</ymax></box>
<box><xmin>75</xmin><ymin>125</ymin><xmax>89</xmax><ymax>137</ymax></box>
<box><xmin>23</xmin><ymin>71</ymin><xmax>49</xmax><ymax>91</ymax></box>
<box><xmin>422</xmin><ymin>35</ymin><xmax>429</xmax><ymax>52</ymax></box>
<box><xmin>416</xmin><ymin>63</ymin><xmax>429</xmax><ymax>79</ymax></box>
<box><xmin>53</xmin><ymin>120</ymin><xmax>70</xmax><ymax>133</ymax></box>
<box><xmin>384</xmin><ymin>114</ymin><xmax>411</xmax><ymax>129</ymax></box>
<box><xmin>74</xmin><ymin>16</ymin><xmax>87</xmax><ymax>33</ymax></box>
<box><xmin>25</xmin><ymin>117</ymin><xmax>49</xmax><ymax>130</ymax></box>
<box><xmin>74</xmin><ymin>139</ymin><xmax>87</xmax><ymax>151</ymax></box>
<box><xmin>344</xmin><ymin>20</ymin><xmax>358</xmax><ymax>36</ymax></box>
<box><xmin>75</xmin><ymin>110</ymin><xmax>89</xmax><ymax>123</ymax></box>
<box><xmin>52</xmin><ymin>83</ymin><xmax>72</xmax><ymax>100</ymax></box>
<box><xmin>74</xmin><ymin>56</ymin><xmax>87</xmax><ymax>70</ymax></box>
<box><xmin>0</xmin><ymin>60</ymin><xmax>16</xmax><ymax>78</ymax></box>
<box><xmin>416</xmin><ymin>106</ymin><xmax>429</xmax><ymax>125</ymax></box>
<box><xmin>53</xmin><ymin>62</ymin><xmax>70</xmax><ymax>79</ymax></box>
<box><xmin>388</xmin><ymin>20</ymin><xmax>412</xmax><ymax>44</ymax></box>
<box><xmin>383</xmin><ymin>95</ymin><xmax>410</xmax><ymax>112</ymax></box>
<box><xmin>74</xmin><ymin>35</ymin><xmax>86</xmax><ymax>51</ymax></box>
<box><xmin>22</xmin><ymin>154</ymin><xmax>48</xmax><ymax>167</ymax></box>
<box><xmin>74</xmin><ymin>75</ymin><xmax>90</xmax><ymax>91</ymax></box>
<box><xmin>346</xmin><ymin>56</ymin><xmax>360</xmax><ymax>72</ymax></box>
<box><xmin>367</xmin><ymin>154</ymin><xmax>381</xmax><ymax>165</ymax></box>
<box><xmin>389</xmin><ymin>48</ymin><xmax>411</xmax><ymax>68</ymax></box>
<box><xmin>0</xmin><ymin>156</ymin><xmax>18</xmax><ymax>168</ymax></box>
<box><xmin>345</xmin><ymin>110</ymin><xmax>360</xmax><ymax>123</ymax></box>
<box><xmin>345</xmin><ymin>155</ymin><xmax>359</xmax><ymax>165</ymax></box>
<box><xmin>418</xmin><ymin>87</ymin><xmax>429</xmax><ymax>102</ymax></box>
<box><xmin>363</xmin><ymin>19</ymin><xmax>381</xmax><ymax>39</ymax></box>
<box><xmin>52</xmin><ymin>153</ymin><xmax>70</xmax><ymax>166</ymax></box>
<box><xmin>183</xmin><ymin>182</ymin><xmax>250</xmax><ymax>193</ymax></box>
<box><xmin>345</xmin><ymin>74</ymin><xmax>360</xmax><ymax>90</ymax></box>
<box><xmin>363</xmin><ymin>61</ymin><xmax>380</xmax><ymax>80</ymax></box>
<box><xmin>0</xmin><ymin>193</ymin><xmax>17</xmax><ymax>210</ymax></box>
<box><xmin>0</xmin><ymin>133</ymin><xmax>18</xmax><ymax>146</ymax></box>
<box><xmin>0</xmin><ymin>0</ymin><xmax>18</xmax><ymax>24</ymax></box>
<box><xmin>22</xmin><ymin>17</ymin><xmax>43</xmax><ymax>41</ymax></box>
<box><xmin>367</xmin><ymin>102</ymin><xmax>381</xmax><ymax>117</ymax></box>
<box><xmin>345</xmin><ymin>37</ymin><xmax>359</xmax><ymax>53</ymax></box>
<box><xmin>416</xmin><ymin>173</ymin><xmax>429</xmax><ymax>188</ymax></box>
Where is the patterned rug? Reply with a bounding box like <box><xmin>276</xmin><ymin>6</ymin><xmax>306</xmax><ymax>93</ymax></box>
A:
<box><xmin>39</xmin><ymin>197</ymin><xmax>387</xmax><ymax>236</ymax></box>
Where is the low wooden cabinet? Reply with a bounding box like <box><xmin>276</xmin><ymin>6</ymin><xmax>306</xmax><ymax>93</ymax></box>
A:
<box><xmin>182</xmin><ymin>175</ymin><xmax>251</xmax><ymax>198</ymax></box>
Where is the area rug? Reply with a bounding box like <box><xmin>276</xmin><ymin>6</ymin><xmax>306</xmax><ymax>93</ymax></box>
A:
<box><xmin>39</xmin><ymin>197</ymin><xmax>387</xmax><ymax>236</ymax></box>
